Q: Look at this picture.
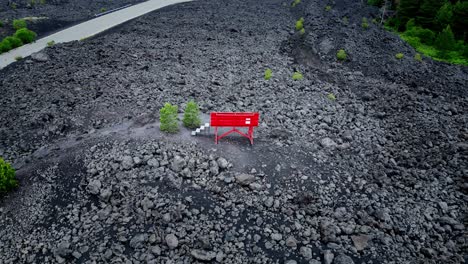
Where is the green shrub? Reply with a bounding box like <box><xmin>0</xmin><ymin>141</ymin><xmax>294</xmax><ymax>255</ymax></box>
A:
<box><xmin>414</xmin><ymin>53</ymin><xmax>422</xmax><ymax>62</ymax></box>
<box><xmin>327</xmin><ymin>93</ymin><xmax>336</xmax><ymax>101</ymax></box>
<box><xmin>183</xmin><ymin>100</ymin><xmax>201</xmax><ymax>129</ymax></box>
<box><xmin>4</xmin><ymin>36</ymin><xmax>23</xmax><ymax>48</ymax></box>
<box><xmin>0</xmin><ymin>21</ymin><xmax>3</xmax><ymax>27</ymax></box>
<box><xmin>325</xmin><ymin>5</ymin><xmax>331</xmax><ymax>11</ymax></box>
<box><xmin>264</xmin><ymin>68</ymin><xmax>272</xmax><ymax>80</ymax></box>
<box><xmin>100</xmin><ymin>7</ymin><xmax>107</xmax><ymax>13</ymax></box>
<box><xmin>395</xmin><ymin>53</ymin><xmax>404</xmax><ymax>59</ymax></box>
<box><xmin>40</xmin><ymin>0</ymin><xmax>46</xmax><ymax>4</ymax></box>
<box><xmin>367</xmin><ymin>0</ymin><xmax>383</xmax><ymax>6</ymax></box>
<box><xmin>10</xmin><ymin>3</ymin><xmax>17</xmax><ymax>9</ymax></box>
<box><xmin>47</xmin><ymin>40</ymin><xmax>55</xmax><ymax>47</ymax></box>
<box><xmin>291</xmin><ymin>0</ymin><xmax>301</xmax><ymax>7</ymax></box>
<box><xmin>160</xmin><ymin>103</ymin><xmax>179</xmax><ymax>133</ymax></box>
<box><xmin>404</xmin><ymin>26</ymin><xmax>435</xmax><ymax>45</ymax></box>
<box><xmin>0</xmin><ymin>158</ymin><xmax>17</xmax><ymax>194</ymax></box>
<box><xmin>0</xmin><ymin>39</ymin><xmax>12</xmax><ymax>53</ymax></box>
<box><xmin>362</xmin><ymin>17</ymin><xmax>369</xmax><ymax>29</ymax></box>
<box><xmin>337</xmin><ymin>49</ymin><xmax>347</xmax><ymax>61</ymax></box>
<box><xmin>295</xmin><ymin>18</ymin><xmax>304</xmax><ymax>31</ymax></box>
<box><xmin>15</xmin><ymin>56</ymin><xmax>22</xmax><ymax>61</ymax></box>
<box><xmin>292</xmin><ymin>71</ymin><xmax>303</xmax><ymax>81</ymax></box>
<box><xmin>15</xmin><ymin>28</ymin><xmax>37</xmax><ymax>44</ymax></box>
<box><xmin>13</xmin><ymin>19</ymin><xmax>27</xmax><ymax>30</ymax></box>
<box><xmin>300</xmin><ymin>28</ymin><xmax>305</xmax><ymax>35</ymax></box>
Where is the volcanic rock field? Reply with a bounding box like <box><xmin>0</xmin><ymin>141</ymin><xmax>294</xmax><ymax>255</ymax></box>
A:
<box><xmin>0</xmin><ymin>0</ymin><xmax>467</xmax><ymax>263</ymax></box>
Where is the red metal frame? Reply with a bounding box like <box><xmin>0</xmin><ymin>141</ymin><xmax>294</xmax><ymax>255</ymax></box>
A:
<box><xmin>210</xmin><ymin>112</ymin><xmax>259</xmax><ymax>145</ymax></box>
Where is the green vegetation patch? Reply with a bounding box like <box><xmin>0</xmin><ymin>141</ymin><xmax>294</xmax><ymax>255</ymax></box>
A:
<box><xmin>264</xmin><ymin>68</ymin><xmax>272</xmax><ymax>80</ymax></box>
<box><xmin>0</xmin><ymin>158</ymin><xmax>18</xmax><ymax>194</ymax></box>
<box><xmin>291</xmin><ymin>0</ymin><xmax>301</xmax><ymax>7</ymax></box>
<box><xmin>292</xmin><ymin>71</ymin><xmax>303</xmax><ymax>81</ymax></box>
<box><xmin>395</xmin><ymin>53</ymin><xmax>404</xmax><ymax>59</ymax></box>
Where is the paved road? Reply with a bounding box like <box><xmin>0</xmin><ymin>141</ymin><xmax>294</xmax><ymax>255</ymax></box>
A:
<box><xmin>0</xmin><ymin>0</ymin><xmax>192</xmax><ymax>69</ymax></box>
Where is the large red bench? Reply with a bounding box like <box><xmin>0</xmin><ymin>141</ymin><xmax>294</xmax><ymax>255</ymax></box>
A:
<box><xmin>210</xmin><ymin>112</ymin><xmax>260</xmax><ymax>145</ymax></box>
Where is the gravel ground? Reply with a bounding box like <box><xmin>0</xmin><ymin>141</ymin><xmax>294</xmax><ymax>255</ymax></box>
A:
<box><xmin>0</xmin><ymin>0</ymin><xmax>467</xmax><ymax>263</ymax></box>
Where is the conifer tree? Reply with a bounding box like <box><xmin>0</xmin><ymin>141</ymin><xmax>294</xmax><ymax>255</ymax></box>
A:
<box><xmin>183</xmin><ymin>100</ymin><xmax>201</xmax><ymax>128</ymax></box>
<box><xmin>160</xmin><ymin>103</ymin><xmax>179</xmax><ymax>133</ymax></box>
<box><xmin>397</xmin><ymin>0</ymin><xmax>421</xmax><ymax>30</ymax></box>
<box><xmin>452</xmin><ymin>1</ymin><xmax>468</xmax><ymax>41</ymax></box>
<box><xmin>436</xmin><ymin>2</ymin><xmax>453</xmax><ymax>29</ymax></box>
<box><xmin>417</xmin><ymin>0</ymin><xmax>444</xmax><ymax>29</ymax></box>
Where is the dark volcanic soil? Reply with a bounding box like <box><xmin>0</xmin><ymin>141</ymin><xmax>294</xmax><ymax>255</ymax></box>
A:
<box><xmin>0</xmin><ymin>0</ymin><xmax>467</xmax><ymax>263</ymax></box>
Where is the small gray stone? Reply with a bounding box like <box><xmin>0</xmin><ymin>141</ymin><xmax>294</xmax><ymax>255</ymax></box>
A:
<box><xmin>217</xmin><ymin>157</ymin><xmax>229</xmax><ymax>169</ymax></box>
<box><xmin>87</xmin><ymin>180</ymin><xmax>101</xmax><ymax>195</ymax></box>
<box><xmin>141</xmin><ymin>197</ymin><xmax>154</xmax><ymax>211</ymax></box>
<box><xmin>172</xmin><ymin>156</ymin><xmax>186</xmax><ymax>172</ymax></box>
<box><xmin>271</xmin><ymin>233</ymin><xmax>282</xmax><ymax>241</ymax></box>
<box><xmin>190</xmin><ymin>249</ymin><xmax>217</xmax><ymax>261</ymax></box>
<box><xmin>147</xmin><ymin>158</ymin><xmax>159</xmax><ymax>168</ymax></box>
<box><xmin>285</xmin><ymin>260</ymin><xmax>297</xmax><ymax>264</ymax></box>
<box><xmin>235</xmin><ymin>173</ymin><xmax>256</xmax><ymax>186</ymax></box>
<box><xmin>324</xmin><ymin>250</ymin><xmax>334</xmax><ymax>264</ymax></box>
<box><xmin>122</xmin><ymin>156</ymin><xmax>134</xmax><ymax>170</ymax></box>
<box><xmin>264</xmin><ymin>197</ymin><xmax>274</xmax><ymax>208</ymax></box>
<box><xmin>300</xmin><ymin>246</ymin><xmax>312</xmax><ymax>259</ymax></box>
<box><xmin>31</xmin><ymin>52</ymin><xmax>49</xmax><ymax>62</ymax></box>
<box><xmin>286</xmin><ymin>236</ymin><xmax>297</xmax><ymax>247</ymax></box>
<box><xmin>151</xmin><ymin>245</ymin><xmax>161</xmax><ymax>255</ymax></box>
<box><xmin>333</xmin><ymin>254</ymin><xmax>354</xmax><ymax>264</ymax></box>
<box><xmin>130</xmin><ymin>233</ymin><xmax>148</xmax><ymax>249</ymax></box>
<box><xmin>133</xmin><ymin>156</ymin><xmax>142</xmax><ymax>165</ymax></box>
<box><xmin>210</xmin><ymin>160</ymin><xmax>219</xmax><ymax>175</ymax></box>
<box><xmin>165</xmin><ymin>234</ymin><xmax>178</xmax><ymax>249</ymax></box>
<box><xmin>351</xmin><ymin>235</ymin><xmax>370</xmax><ymax>251</ymax></box>
<box><xmin>99</xmin><ymin>189</ymin><xmax>112</xmax><ymax>201</ymax></box>
<box><xmin>54</xmin><ymin>241</ymin><xmax>72</xmax><ymax>257</ymax></box>
<box><xmin>320</xmin><ymin>137</ymin><xmax>337</xmax><ymax>149</ymax></box>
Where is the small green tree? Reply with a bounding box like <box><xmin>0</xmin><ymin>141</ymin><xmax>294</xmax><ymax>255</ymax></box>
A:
<box><xmin>160</xmin><ymin>103</ymin><xmax>179</xmax><ymax>133</ymax></box>
<box><xmin>13</xmin><ymin>19</ymin><xmax>27</xmax><ymax>30</ymax></box>
<box><xmin>0</xmin><ymin>158</ymin><xmax>17</xmax><ymax>194</ymax></box>
<box><xmin>264</xmin><ymin>68</ymin><xmax>272</xmax><ymax>80</ymax></box>
<box><xmin>0</xmin><ymin>20</ymin><xmax>4</xmax><ymax>27</ymax></box>
<box><xmin>395</xmin><ymin>53</ymin><xmax>404</xmax><ymax>59</ymax></box>
<box><xmin>183</xmin><ymin>100</ymin><xmax>201</xmax><ymax>129</ymax></box>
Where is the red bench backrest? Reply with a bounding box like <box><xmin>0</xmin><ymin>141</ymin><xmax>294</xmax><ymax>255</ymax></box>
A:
<box><xmin>210</xmin><ymin>112</ymin><xmax>259</xmax><ymax>127</ymax></box>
